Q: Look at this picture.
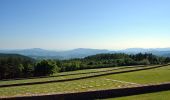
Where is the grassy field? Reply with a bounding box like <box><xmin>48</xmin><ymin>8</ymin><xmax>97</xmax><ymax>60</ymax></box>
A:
<box><xmin>0</xmin><ymin>65</ymin><xmax>170</xmax><ymax>98</ymax></box>
<box><xmin>103</xmin><ymin>90</ymin><xmax>170</xmax><ymax>100</ymax></box>
<box><xmin>0</xmin><ymin>77</ymin><xmax>135</xmax><ymax>97</ymax></box>
<box><xmin>0</xmin><ymin>65</ymin><xmax>147</xmax><ymax>86</ymax></box>
<box><xmin>102</xmin><ymin>65</ymin><xmax>170</xmax><ymax>84</ymax></box>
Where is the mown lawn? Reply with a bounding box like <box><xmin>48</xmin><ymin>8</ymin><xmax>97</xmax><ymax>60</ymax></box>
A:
<box><xmin>103</xmin><ymin>90</ymin><xmax>170</xmax><ymax>100</ymax></box>
<box><xmin>0</xmin><ymin>65</ymin><xmax>170</xmax><ymax>98</ymax></box>
<box><xmin>0</xmin><ymin>65</ymin><xmax>145</xmax><ymax>86</ymax></box>
<box><xmin>103</xmin><ymin>65</ymin><xmax>170</xmax><ymax>84</ymax></box>
<box><xmin>0</xmin><ymin>77</ymin><xmax>134</xmax><ymax>98</ymax></box>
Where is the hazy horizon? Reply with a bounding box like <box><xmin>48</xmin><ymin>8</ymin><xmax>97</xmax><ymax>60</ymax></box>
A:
<box><xmin>1</xmin><ymin>47</ymin><xmax>170</xmax><ymax>52</ymax></box>
<box><xmin>1</xmin><ymin>0</ymin><xmax>170</xmax><ymax>50</ymax></box>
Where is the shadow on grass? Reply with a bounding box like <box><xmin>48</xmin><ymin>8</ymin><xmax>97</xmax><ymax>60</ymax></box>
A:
<box><xmin>0</xmin><ymin>64</ymin><xmax>168</xmax><ymax>88</ymax></box>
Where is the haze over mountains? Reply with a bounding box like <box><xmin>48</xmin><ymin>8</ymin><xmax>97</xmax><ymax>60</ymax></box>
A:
<box><xmin>0</xmin><ymin>48</ymin><xmax>170</xmax><ymax>59</ymax></box>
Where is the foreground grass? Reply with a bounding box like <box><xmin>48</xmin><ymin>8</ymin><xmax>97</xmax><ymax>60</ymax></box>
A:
<box><xmin>0</xmin><ymin>77</ymin><xmax>134</xmax><ymax>98</ymax></box>
<box><xmin>0</xmin><ymin>65</ymin><xmax>145</xmax><ymax>86</ymax></box>
<box><xmin>0</xmin><ymin>65</ymin><xmax>170</xmax><ymax>98</ymax></box>
<box><xmin>103</xmin><ymin>65</ymin><xmax>170</xmax><ymax>84</ymax></box>
<box><xmin>104</xmin><ymin>90</ymin><xmax>170</xmax><ymax>100</ymax></box>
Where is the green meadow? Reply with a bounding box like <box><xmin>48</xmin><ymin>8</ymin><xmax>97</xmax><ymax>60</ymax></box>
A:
<box><xmin>0</xmin><ymin>65</ymin><xmax>147</xmax><ymax>86</ymax></box>
<box><xmin>0</xmin><ymin>65</ymin><xmax>170</xmax><ymax>98</ymax></box>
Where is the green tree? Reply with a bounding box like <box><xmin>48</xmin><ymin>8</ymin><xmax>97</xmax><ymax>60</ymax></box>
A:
<box><xmin>34</xmin><ymin>60</ymin><xmax>58</xmax><ymax>76</ymax></box>
<box><xmin>23</xmin><ymin>64</ymin><xmax>34</xmax><ymax>77</ymax></box>
<box><xmin>164</xmin><ymin>57</ymin><xmax>170</xmax><ymax>64</ymax></box>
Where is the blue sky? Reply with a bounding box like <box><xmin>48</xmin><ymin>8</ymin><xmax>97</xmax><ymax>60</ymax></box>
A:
<box><xmin>0</xmin><ymin>0</ymin><xmax>170</xmax><ymax>50</ymax></box>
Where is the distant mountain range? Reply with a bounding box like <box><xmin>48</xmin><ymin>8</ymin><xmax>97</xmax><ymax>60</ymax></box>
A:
<box><xmin>0</xmin><ymin>48</ymin><xmax>170</xmax><ymax>59</ymax></box>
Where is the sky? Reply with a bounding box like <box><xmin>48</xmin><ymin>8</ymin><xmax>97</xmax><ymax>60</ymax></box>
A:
<box><xmin>0</xmin><ymin>0</ymin><xmax>170</xmax><ymax>50</ymax></box>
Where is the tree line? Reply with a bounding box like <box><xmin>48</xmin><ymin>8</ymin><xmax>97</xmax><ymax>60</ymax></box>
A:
<box><xmin>0</xmin><ymin>53</ymin><xmax>170</xmax><ymax>79</ymax></box>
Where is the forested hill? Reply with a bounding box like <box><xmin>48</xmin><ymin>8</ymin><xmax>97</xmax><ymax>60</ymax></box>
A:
<box><xmin>59</xmin><ymin>53</ymin><xmax>170</xmax><ymax>72</ymax></box>
<box><xmin>83</xmin><ymin>53</ymin><xmax>170</xmax><ymax>67</ymax></box>
<box><xmin>0</xmin><ymin>53</ymin><xmax>33</xmax><ymax>59</ymax></box>
<box><xmin>0</xmin><ymin>53</ymin><xmax>35</xmax><ymax>79</ymax></box>
<box><xmin>0</xmin><ymin>53</ymin><xmax>35</xmax><ymax>64</ymax></box>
